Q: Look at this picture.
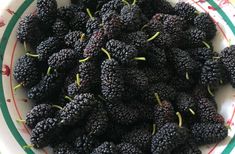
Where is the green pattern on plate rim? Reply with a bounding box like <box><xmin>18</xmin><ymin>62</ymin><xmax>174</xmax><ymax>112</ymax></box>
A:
<box><xmin>0</xmin><ymin>0</ymin><xmax>235</xmax><ymax>153</ymax></box>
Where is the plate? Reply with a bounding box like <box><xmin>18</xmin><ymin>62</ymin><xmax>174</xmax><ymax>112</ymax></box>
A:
<box><xmin>0</xmin><ymin>0</ymin><xmax>235</xmax><ymax>153</ymax></box>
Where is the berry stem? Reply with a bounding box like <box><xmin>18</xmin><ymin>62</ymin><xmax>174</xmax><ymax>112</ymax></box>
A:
<box><xmin>122</xmin><ymin>0</ymin><xmax>130</xmax><ymax>5</ymax></box>
<box><xmin>80</xmin><ymin>33</ymin><xmax>86</xmax><ymax>41</ymax></box>
<box><xmin>225</xmin><ymin>124</ymin><xmax>231</xmax><ymax>130</ymax></box>
<box><xmin>86</xmin><ymin>8</ymin><xmax>94</xmax><ymax>20</ymax></box>
<box><xmin>16</xmin><ymin>119</ymin><xmax>26</xmax><ymax>123</ymax></box>
<box><xmin>65</xmin><ymin>95</ymin><xmax>73</xmax><ymax>101</ymax></box>
<box><xmin>101</xmin><ymin>48</ymin><xmax>111</xmax><ymax>60</ymax></box>
<box><xmin>186</xmin><ymin>72</ymin><xmax>190</xmax><ymax>80</ymax></box>
<box><xmin>26</xmin><ymin>53</ymin><xmax>39</xmax><ymax>58</ymax></box>
<box><xmin>189</xmin><ymin>108</ymin><xmax>195</xmax><ymax>115</ymax></box>
<box><xmin>52</xmin><ymin>105</ymin><xmax>63</xmax><ymax>110</ymax></box>
<box><xmin>134</xmin><ymin>57</ymin><xmax>146</xmax><ymax>61</ymax></box>
<box><xmin>79</xmin><ymin>57</ymin><xmax>90</xmax><ymax>63</ymax></box>
<box><xmin>147</xmin><ymin>32</ymin><xmax>160</xmax><ymax>42</ymax></box>
<box><xmin>98</xmin><ymin>95</ymin><xmax>107</xmax><ymax>102</ymax></box>
<box><xmin>132</xmin><ymin>0</ymin><xmax>137</xmax><ymax>5</ymax></box>
<box><xmin>23</xmin><ymin>144</ymin><xmax>34</xmax><ymax>149</ymax></box>
<box><xmin>141</xmin><ymin>24</ymin><xmax>148</xmax><ymax>31</ymax></box>
<box><xmin>154</xmin><ymin>93</ymin><xmax>162</xmax><ymax>106</ymax></box>
<box><xmin>195</xmin><ymin>10</ymin><xmax>200</xmax><ymax>15</ymax></box>
<box><xmin>23</xmin><ymin>42</ymin><xmax>28</xmax><ymax>52</ymax></box>
<box><xmin>207</xmin><ymin>85</ymin><xmax>214</xmax><ymax>97</ymax></box>
<box><xmin>13</xmin><ymin>83</ymin><xmax>23</xmax><ymax>91</ymax></box>
<box><xmin>76</xmin><ymin>73</ymin><xmax>80</xmax><ymax>86</ymax></box>
<box><xmin>213</xmin><ymin>56</ymin><xmax>220</xmax><ymax>61</ymax></box>
<box><xmin>220</xmin><ymin>79</ymin><xmax>223</xmax><ymax>84</ymax></box>
<box><xmin>47</xmin><ymin>67</ymin><xmax>52</xmax><ymax>75</ymax></box>
<box><xmin>202</xmin><ymin>41</ymin><xmax>211</xmax><ymax>49</ymax></box>
<box><xmin>176</xmin><ymin>112</ymin><xmax>183</xmax><ymax>127</ymax></box>
<box><xmin>152</xmin><ymin>124</ymin><xmax>156</xmax><ymax>135</ymax></box>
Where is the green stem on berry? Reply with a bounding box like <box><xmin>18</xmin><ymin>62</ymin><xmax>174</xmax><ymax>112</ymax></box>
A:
<box><xmin>16</xmin><ymin>119</ymin><xmax>26</xmax><ymax>123</ymax></box>
<box><xmin>225</xmin><ymin>124</ymin><xmax>231</xmax><ymax>130</ymax></box>
<box><xmin>86</xmin><ymin>8</ymin><xmax>94</xmax><ymax>20</ymax></box>
<box><xmin>59</xmin><ymin>120</ymin><xmax>65</xmax><ymax>125</ymax></box>
<box><xmin>134</xmin><ymin>57</ymin><xmax>146</xmax><ymax>61</ymax></box>
<box><xmin>65</xmin><ymin>95</ymin><xmax>73</xmax><ymax>101</ymax></box>
<box><xmin>152</xmin><ymin>124</ymin><xmax>156</xmax><ymax>135</ymax></box>
<box><xmin>195</xmin><ymin>10</ymin><xmax>200</xmax><ymax>15</ymax></box>
<box><xmin>213</xmin><ymin>56</ymin><xmax>220</xmax><ymax>61</ymax></box>
<box><xmin>141</xmin><ymin>24</ymin><xmax>148</xmax><ymax>31</ymax></box>
<box><xmin>220</xmin><ymin>79</ymin><xmax>223</xmax><ymax>84</ymax></box>
<box><xmin>189</xmin><ymin>108</ymin><xmax>195</xmax><ymax>115</ymax></box>
<box><xmin>176</xmin><ymin>112</ymin><xmax>183</xmax><ymax>127</ymax></box>
<box><xmin>122</xmin><ymin>0</ymin><xmax>130</xmax><ymax>5</ymax></box>
<box><xmin>147</xmin><ymin>32</ymin><xmax>160</xmax><ymax>42</ymax></box>
<box><xmin>79</xmin><ymin>57</ymin><xmax>90</xmax><ymax>63</ymax></box>
<box><xmin>132</xmin><ymin>0</ymin><xmax>137</xmax><ymax>5</ymax></box>
<box><xmin>101</xmin><ymin>48</ymin><xmax>111</xmax><ymax>60</ymax></box>
<box><xmin>23</xmin><ymin>144</ymin><xmax>34</xmax><ymax>149</ymax></box>
<box><xmin>80</xmin><ymin>33</ymin><xmax>86</xmax><ymax>41</ymax></box>
<box><xmin>13</xmin><ymin>83</ymin><xmax>23</xmax><ymax>91</ymax></box>
<box><xmin>47</xmin><ymin>67</ymin><xmax>52</xmax><ymax>75</ymax></box>
<box><xmin>202</xmin><ymin>41</ymin><xmax>211</xmax><ymax>49</ymax></box>
<box><xmin>186</xmin><ymin>72</ymin><xmax>189</xmax><ymax>80</ymax></box>
<box><xmin>26</xmin><ymin>53</ymin><xmax>39</xmax><ymax>58</ymax></box>
<box><xmin>76</xmin><ymin>73</ymin><xmax>80</xmax><ymax>86</ymax></box>
<box><xmin>52</xmin><ymin>105</ymin><xmax>63</xmax><ymax>110</ymax></box>
<box><xmin>207</xmin><ymin>85</ymin><xmax>214</xmax><ymax>97</ymax></box>
<box><xmin>154</xmin><ymin>93</ymin><xmax>162</xmax><ymax>106</ymax></box>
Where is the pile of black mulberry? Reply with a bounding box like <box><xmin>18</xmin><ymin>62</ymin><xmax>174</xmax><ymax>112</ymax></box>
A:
<box><xmin>14</xmin><ymin>0</ymin><xmax>234</xmax><ymax>153</ymax></box>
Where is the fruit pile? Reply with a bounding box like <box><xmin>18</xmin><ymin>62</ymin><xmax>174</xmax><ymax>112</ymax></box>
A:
<box><xmin>14</xmin><ymin>0</ymin><xmax>234</xmax><ymax>153</ymax></box>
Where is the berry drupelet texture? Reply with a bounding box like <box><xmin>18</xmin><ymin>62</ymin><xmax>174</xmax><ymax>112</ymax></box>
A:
<box><xmin>13</xmin><ymin>55</ymin><xmax>41</xmax><ymax>88</ymax></box>
<box><xmin>174</xmin><ymin>2</ymin><xmax>197</xmax><ymax>23</ymax></box>
<box><xmin>64</xmin><ymin>31</ymin><xmax>83</xmax><ymax>47</ymax></box>
<box><xmin>101</xmin><ymin>59</ymin><xmax>124</xmax><ymax>101</ymax></box>
<box><xmin>117</xmin><ymin>143</ymin><xmax>143</xmax><ymax>154</ymax></box>
<box><xmin>91</xmin><ymin>142</ymin><xmax>117</xmax><ymax>154</ymax></box>
<box><xmin>52</xmin><ymin>19</ymin><xmax>69</xmax><ymax>39</ymax></box>
<box><xmin>191</xmin><ymin>123</ymin><xmax>228</xmax><ymax>145</ymax></box>
<box><xmin>176</xmin><ymin>92</ymin><xmax>196</xmax><ymax>116</ymax></box>
<box><xmin>69</xmin><ymin>12</ymin><xmax>88</xmax><ymax>31</ymax></box>
<box><xmin>53</xmin><ymin>143</ymin><xmax>77</xmax><ymax>154</ymax></box>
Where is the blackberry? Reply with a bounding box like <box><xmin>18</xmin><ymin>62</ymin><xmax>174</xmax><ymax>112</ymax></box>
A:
<box><xmin>197</xmin><ymin>98</ymin><xmax>225</xmax><ymax>124</ymax></box>
<box><xmin>141</xmin><ymin>83</ymin><xmax>176</xmax><ymax>103</ymax></box>
<box><xmin>106</xmin><ymin>39</ymin><xmax>138</xmax><ymax>65</ymax></box>
<box><xmin>52</xmin><ymin>19</ymin><xmax>69</xmax><ymax>39</ymax></box>
<box><xmin>191</xmin><ymin>123</ymin><xmax>228</xmax><ymax>145</ymax></box>
<box><xmin>59</xmin><ymin>93</ymin><xmax>97</xmax><ymax>125</ymax></box>
<box><xmin>53</xmin><ymin>143</ymin><xmax>77</xmax><ymax>154</ymax></box>
<box><xmin>153</xmin><ymin>100</ymin><xmax>175</xmax><ymax>130</ymax></box>
<box><xmin>145</xmin><ymin>47</ymin><xmax>167</xmax><ymax>68</ymax></box>
<box><xmin>174</xmin><ymin>2</ymin><xmax>197</xmax><ymax>22</ymax></box>
<box><xmin>74</xmin><ymin>135</ymin><xmax>100</xmax><ymax>154</ymax></box>
<box><xmin>170</xmin><ymin>76</ymin><xmax>196</xmax><ymax>91</ymax></box>
<box><xmin>99</xmin><ymin>0</ymin><xmax>124</xmax><ymax>16</ymax></box>
<box><xmin>122</xmin><ymin>31</ymin><xmax>150</xmax><ymax>51</ymax></box>
<box><xmin>194</xmin><ymin>13</ymin><xmax>217</xmax><ymax>40</ymax></box>
<box><xmin>143</xmin><ymin>67</ymin><xmax>171</xmax><ymax>83</ymax></box>
<box><xmin>121</xmin><ymin>126</ymin><xmax>152</xmax><ymax>152</ymax></box>
<box><xmin>102</xmin><ymin>11</ymin><xmax>123</xmax><ymax>39</ymax></box>
<box><xmin>13</xmin><ymin>55</ymin><xmax>41</xmax><ymax>88</ymax></box>
<box><xmin>143</xmin><ymin>14</ymin><xmax>164</xmax><ymax>36</ymax></box>
<box><xmin>87</xmin><ymin>18</ymin><xmax>101</xmax><ymax>35</ymax></box>
<box><xmin>91</xmin><ymin>142</ymin><xmax>117</xmax><ymax>154</ymax></box>
<box><xmin>186</xmin><ymin>28</ymin><xmax>207</xmax><ymax>47</ymax></box>
<box><xmin>64</xmin><ymin>31</ymin><xmax>83</xmax><ymax>47</ymax></box>
<box><xmin>163</xmin><ymin>15</ymin><xmax>186</xmax><ymax>34</ymax></box>
<box><xmin>35</xmin><ymin>37</ymin><xmax>63</xmax><ymax>62</ymax></box>
<box><xmin>172</xmin><ymin>48</ymin><xmax>197</xmax><ymax>79</ymax></box>
<box><xmin>172</xmin><ymin>137</ymin><xmax>201</xmax><ymax>154</ymax></box>
<box><xmin>220</xmin><ymin>45</ymin><xmax>235</xmax><ymax>87</ymax></box>
<box><xmin>84</xmin><ymin>28</ymin><xmax>107</xmax><ymax>58</ymax></box>
<box><xmin>37</xmin><ymin>0</ymin><xmax>57</xmax><ymax>27</ymax></box>
<box><xmin>105</xmin><ymin>101</ymin><xmax>140</xmax><ymax>125</ymax></box>
<box><xmin>124</xmin><ymin>68</ymin><xmax>148</xmax><ymax>91</ymax></box>
<box><xmin>187</xmin><ymin>47</ymin><xmax>213</xmax><ymax>63</ymax></box>
<box><xmin>151</xmin><ymin>123</ymin><xmax>188</xmax><ymax>154</ymax></box>
<box><xmin>85</xmin><ymin>102</ymin><xmax>109</xmax><ymax>136</ymax></box>
<box><xmin>152</xmin><ymin>32</ymin><xmax>174</xmax><ymax>48</ymax></box>
<box><xmin>64</xmin><ymin>65</ymin><xmax>80</xmax><ymax>88</ymax></box>
<box><xmin>30</xmin><ymin>118</ymin><xmax>58</xmax><ymax>148</ymax></box>
<box><xmin>27</xmin><ymin>72</ymin><xmax>63</xmax><ymax>101</ymax></box>
<box><xmin>120</xmin><ymin>4</ymin><xmax>147</xmax><ymax>32</ymax></box>
<box><xmin>155</xmin><ymin>0</ymin><xmax>175</xmax><ymax>14</ymax></box>
<box><xmin>200</xmin><ymin>59</ymin><xmax>222</xmax><ymax>86</ymax></box>
<box><xmin>57</xmin><ymin>6</ymin><xmax>75</xmax><ymax>22</ymax></box>
<box><xmin>25</xmin><ymin>104</ymin><xmax>56</xmax><ymax>129</ymax></box>
<box><xmin>67</xmin><ymin>82</ymin><xmax>90</xmax><ymax>98</ymax></box>
<box><xmin>48</xmin><ymin>49</ymin><xmax>78</xmax><ymax>72</ymax></box>
<box><xmin>17</xmin><ymin>14</ymin><xmax>43</xmax><ymax>49</ymax></box>
<box><xmin>74</xmin><ymin>39</ymin><xmax>88</xmax><ymax>58</ymax></box>
<box><xmin>69</xmin><ymin>12</ymin><xmax>88</xmax><ymax>31</ymax></box>
<box><xmin>176</xmin><ymin>93</ymin><xmax>196</xmax><ymax>116</ymax></box>
<box><xmin>116</xmin><ymin>143</ymin><xmax>143</xmax><ymax>154</ymax></box>
<box><xmin>101</xmin><ymin>59</ymin><xmax>124</xmax><ymax>101</ymax></box>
